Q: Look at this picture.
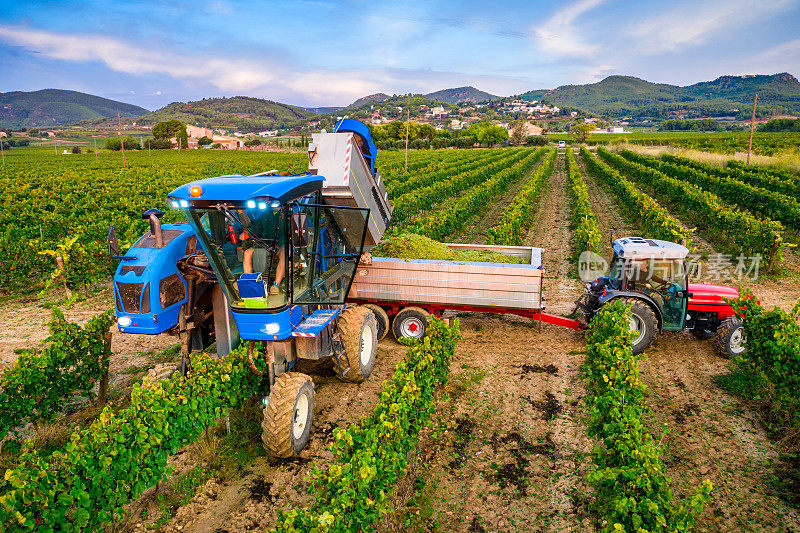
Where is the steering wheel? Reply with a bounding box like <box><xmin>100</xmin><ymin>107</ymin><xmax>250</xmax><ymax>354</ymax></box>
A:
<box><xmin>665</xmin><ymin>283</ymin><xmax>679</xmax><ymax>302</ymax></box>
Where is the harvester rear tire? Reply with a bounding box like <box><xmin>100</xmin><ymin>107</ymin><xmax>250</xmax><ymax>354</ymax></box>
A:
<box><xmin>261</xmin><ymin>372</ymin><xmax>315</xmax><ymax>458</ymax></box>
<box><xmin>616</xmin><ymin>297</ymin><xmax>657</xmax><ymax>354</ymax></box>
<box><xmin>364</xmin><ymin>304</ymin><xmax>390</xmax><ymax>341</ymax></box>
<box><xmin>336</xmin><ymin>306</ymin><xmax>378</xmax><ymax>382</ymax></box>
<box><xmin>713</xmin><ymin>316</ymin><xmax>746</xmax><ymax>358</ymax></box>
<box><xmin>392</xmin><ymin>307</ymin><xmax>429</xmax><ymax>342</ymax></box>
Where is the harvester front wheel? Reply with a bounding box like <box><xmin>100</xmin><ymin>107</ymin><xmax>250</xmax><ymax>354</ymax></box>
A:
<box><xmin>261</xmin><ymin>372</ymin><xmax>315</xmax><ymax>458</ymax></box>
<box><xmin>337</xmin><ymin>306</ymin><xmax>378</xmax><ymax>382</ymax></box>
<box><xmin>364</xmin><ymin>304</ymin><xmax>390</xmax><ymax>341</ymax></box>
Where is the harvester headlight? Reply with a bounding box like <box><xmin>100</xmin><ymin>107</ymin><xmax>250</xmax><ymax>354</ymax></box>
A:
<box><xmin>117</xmin><ymin>316</ymin><xmax>132</xmax><ymax>327</ymax></box>
<box><xmin>246</xmin><ymin>200</ymin><xmax>256</xmax><ymax>209</ymax></box>
<box><xmin>179</xmin><ymin>200</ymin><xmax>189</xmax><ymax>208</ymax></box>
<box><xmin>170</xmin><ymin>200</ymin><xmax>180</xmax><ymax>208</ymax></box>
<box><xmin>257</xmin><ymin>202</ymin><xmax>268</xmax><ymax>210</ymax></box>
<box><xmin>264</xmin><ymin>323</ymin><xmax>280</xmax><ymax>334</ymax></box>
<box><xmin>270</xmin><ymin>201</ymin><xmax>281</xmax><ymax>209</ymax></box>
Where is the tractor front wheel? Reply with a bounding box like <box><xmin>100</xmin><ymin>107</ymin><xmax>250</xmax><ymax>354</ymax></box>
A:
<box><xmin>617</xmin><ymin>297</ymin><xmax>657</xmax><ymax>354</ymax></box>
<box><xmin>336</xmin><ymin>306</ymin><xmax>378</xmax><ymax>383</ymax></box>
<box><xmin>261</xmin><ymin>372</ymin><xmax>315</xmax><ymax>458</ymax></box>
<box><xmin>713</xmin><ymin>317</ymin><xmax>746</xmax><ymax>358</ymax></box>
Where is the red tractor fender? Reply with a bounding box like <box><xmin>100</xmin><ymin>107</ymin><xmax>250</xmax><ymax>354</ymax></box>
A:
<box><xmin>687</xmin><ymin>283</ymin><xmax>739</xmax><ymax>320</ymax></box>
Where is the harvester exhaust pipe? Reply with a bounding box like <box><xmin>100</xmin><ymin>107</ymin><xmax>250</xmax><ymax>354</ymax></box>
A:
<box><xmin>143</xmin><ymin>208</ymin><xmax>166</xmax><ymax>248</ymax></box>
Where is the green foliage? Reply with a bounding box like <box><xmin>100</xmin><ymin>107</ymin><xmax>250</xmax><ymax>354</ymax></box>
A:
<box><xmin>485</xmin><ymin>148</ymin><xmax>556</xmax><ymax>245</ymax></box>
<box><xmin>757</xmin><ymin>118</ymin><xmax>800</xmax><ymax>133</ymax></box>
<box><xmin>583</xmin><ymin>302</ymin><xmax>712</xmax><ymax>531</ymax></box>
<box><xmin>0</xmin><ymin>309</ymin><xmax>113</xmax><ymax>442</ymax></box>
<box><xmin>598</xmin><ymin>147</ymin><xmax>785</xmax><ymax>265</ymax></box>
<box><xmin>143</xmin><ymin>138</ymin><xmax>173</xmax><ymax>150</ymax></box>
<box><xmin>663</xmin><ymin>154</ymin><xmax>800</xmax><ymax>201</ymax></box>
<box><xmin>152</xmin><ymin>119</ymin><xmax>188</xmax><ymax>147</ymax></box>
<box><xmin>460</xmin><ymin>121</ymin><xmax>509</xmax><ymax>146</ymax></box>
<box><xmin>580</xmin><ymin>148</ymin><xmax>692</xmax><ymax>245</ymax></box>
<box><xmin>105</xmin><ymin>136</ymin><xmax>141</xmax><ymax>150</ymax></box>
<box><xmin>243</xmin><ymin>138</ymin><xmax>262</xmax><ymax>147</ymax></box>
<box><xmin>565</xmin><ymin>149</ymin><xmax>602</xmax><ymax>259</ymax></box>
<box><xmin>409</xmin><ymin>148</ymin><xmax>545</xmax><ymax>240</ymax></box>
<box><xmin>273</xmin><ymin>318</ymin><xmax>461</xmax><ymax>532</ymax></box>
<box><xmin>570</xmin><ymin>122</ymin><xmax>595</xmax><ymax>143</ymax></box>
<box><xmin>70</xmin><ymin>146</ymin><xmax>81</xmax><ymax>154</ymax></box>
<box><xmin>622</xmin><ymin>150</ymin><xmax>800</xmax><ymax>230</ymax></box>
<box><xmin>0</xmin><ymin>344</ymin><xmax>261</xmax><ymax>530</ymax></box>
<box><xmin>658</xmin><ymin>119</ymin><xmax>723</xmax><ymax>132</ymax></box>
<box><xmin>729</xmin><ymin>292</ymin><xmax>800</xmax><ymax>434</ymax></box>
<box><xmin>388</xmin><ymin>149</ymin><xmax>525</xmax><ymax>222</ymax></box>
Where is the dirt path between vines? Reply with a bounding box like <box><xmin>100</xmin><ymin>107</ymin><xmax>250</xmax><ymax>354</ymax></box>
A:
<box><xmin>0</xmin><ymin>284</ymin><xmax>174</xmax><ymax>373</ymax></box>
<box><xmin>454</xmin><ymin>155</ymin><xmax>545</xmax><ymax>245</ymax></box>
<box><xmin>525</xmin><ymin>149</ymin><xmax>583</xmax><ymax>315</ymax></box>
<box><xmin>640</xmin><ymin>332</ymin><xmax>800</xmax><ymax>532</ymax></box>
<box><xmin>380</xmin><ymin>316</ymin><xmax>591</xmax><ymax>532</ymax></box>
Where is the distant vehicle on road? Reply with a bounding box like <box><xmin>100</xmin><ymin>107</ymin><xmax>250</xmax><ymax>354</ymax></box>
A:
<box><xmin>558</xmin><ymin>140</ymin><xmax>566</xmax><ymax>148</ymax></box>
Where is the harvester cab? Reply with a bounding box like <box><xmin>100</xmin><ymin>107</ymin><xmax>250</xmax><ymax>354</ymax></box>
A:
<box><xmin>110</xmin><ymin>119</ymin><xmax>393</xmax><ymax>457</ymax></box>
<box><xmin>579</xmin><ymin>236</ymin><xmax>745</xmax><ymax>357</ymax></box>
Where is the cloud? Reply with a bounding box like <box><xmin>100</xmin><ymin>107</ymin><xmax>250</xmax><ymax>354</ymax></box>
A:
<box><xmin>0</xmin><ymin>23</ymin><xmax>532</xmax><ymax>105</ymax></box>
<box><xmin>738</xmin><ymin>38</ymin><xmax>800</xmax><ymax>75</ymax></box>
<box><xmin>531</xmin><ymin>0</ymin><xmax>606</xmax><ymax>58</ymax></box>
<box><xmin>629</xmin><ymin>0</ymin><xmax>798</xmax><ymax>53</ymax></box>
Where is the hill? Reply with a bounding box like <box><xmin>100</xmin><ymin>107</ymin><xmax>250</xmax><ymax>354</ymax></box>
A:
<box><xmin>424</xmin><ymin>86</ymin><xmax>498</xmax><ymax>104</ymax></box>
<box><xmin>0</xmin><ymin>89</ymin><xmax>149</xmax><ymax>129</ymax></box>
<box><xmin>346</xmin><ymin>93</ymin><xmax>391</xmax><ymax>109</ymax></box>
<box><xmin>137</xmin><ymin>96</ymin><xmax>316</xmax><ymax>132</ymax></box>
<box><xmin>528</xmin><ymin>73</ymin><xmax>800</xmax><ymax>119</ymax></box>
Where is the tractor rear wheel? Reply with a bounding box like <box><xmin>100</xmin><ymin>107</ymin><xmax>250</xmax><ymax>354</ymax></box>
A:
<box><xmin>617</xmin><ymin>297</ymin><xmax>657</xmax><ymax>354</ymax></box>
<box><xmin>364</xmin><ymin>304</ymin><xmax>390</xmax><ymax>341</ymax></box>
<box><xmin>261</xmin><ymin>372</ymin><xmax>315</xmax><ymax>458</ymax></box>
<box><xmin>713</xmin><ymin>317</ymin><xmax>746</xmax><ymax>358</ymax></box>
<box><xmin>336</xmin><ymin>306</ymin><xmax>378</xmax><ymax>382</ymax></box>
<box><xmin>392</xmin><ymin>307</ymin><xmax>429</xmax><ymax>341</ymax></box>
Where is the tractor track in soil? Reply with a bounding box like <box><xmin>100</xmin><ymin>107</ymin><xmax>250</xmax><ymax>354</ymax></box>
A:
<box><xmin>638</xmin><ymin>333</ymin><xmax>800</xmax><ymax>531</ymax></box>
<box><xmin>525</xmin><ymin>149</ymin><xmax>582</xmax><ymax>315</ymax></box>
<box><xmin>379</xmin><ymin>317</ymin><xmax>591</xmax><ymax>532</ymax></box>
<box><xmin>453</xmin><ymin>155</ymin><xmax>548</xmax><ymax>245</ymax></box>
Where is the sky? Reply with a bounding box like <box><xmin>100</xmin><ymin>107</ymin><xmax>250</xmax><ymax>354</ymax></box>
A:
<box><xmin>1</xmin><ymin>0</ymin><xmax>799</xmax><ymax>111</ymax></box>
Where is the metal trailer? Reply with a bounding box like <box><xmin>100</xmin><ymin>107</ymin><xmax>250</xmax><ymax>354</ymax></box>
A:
<box><xmin>348</xmin><ymin>243</ymin><xmax>581</xmax><ymax>341</ymax></box>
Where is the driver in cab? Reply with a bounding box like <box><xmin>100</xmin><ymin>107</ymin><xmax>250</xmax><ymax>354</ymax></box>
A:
<box><xmin>237</xmin><ymin>205</ymin><xmax>286</xmax><ymax>295</ymax></box>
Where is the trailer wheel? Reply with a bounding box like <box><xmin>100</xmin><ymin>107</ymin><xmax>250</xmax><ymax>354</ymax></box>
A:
<box><xmin>713</xmin><ymin>317</ymin><xmax>746</xmax><ymax>358</ymax></box>
<box><xmin>336</xmin><ymin>306</ymin><xmax>378</xmax><ymax>382</ymax></box>
<box><xmin>261</xmin><ymin>372</ymin><xmax>315</xmax><ymax>458</ymax></box>
<box><xmin>392</xmin><ymin>307</ymin><xmax>429</xmax><ymax>341</ymax></box>
<box><xmin>616</xmin><ymin>297</ymin><xmax>657</xmax><ymax>354</ymax></box>
<box><xmin>364</xmin><ymin>304</ymin><xmax>390</xmax><ymax>341</ymax></box>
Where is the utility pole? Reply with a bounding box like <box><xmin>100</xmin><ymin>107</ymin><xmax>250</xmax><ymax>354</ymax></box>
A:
<box><xmin>404</xmin><ymin>105</ymin><xmax>410</xmax><ymax>173</ymax></box>
<box><xmin>54</xmin><ymin>137</ymin><xmax>57</xmax><ymax>155</ymax></box>
<box><xmin>94</xmin><ymin>138</ymin><xmax>98</xmax><ymax>161</ymax></box>
<box><xmin>1</xmin><ymin>136</ymin><xmax>4</xmax><ymax>165</ymax></box>
<box><xmin>747</xmin><ymin>94</ymin><xmax>758</xmax><ymax>165</ymax></box>
<box><xmin>118</xmin><ymin>113</ymin><xmax>126</xmax><ymax>168</ymax></box>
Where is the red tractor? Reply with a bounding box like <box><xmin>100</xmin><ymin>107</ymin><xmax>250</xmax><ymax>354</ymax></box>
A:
<box><xmin>577</xmin><ymin>237</ymin><xmax>746</xmax><ymax>356</ymax></box>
